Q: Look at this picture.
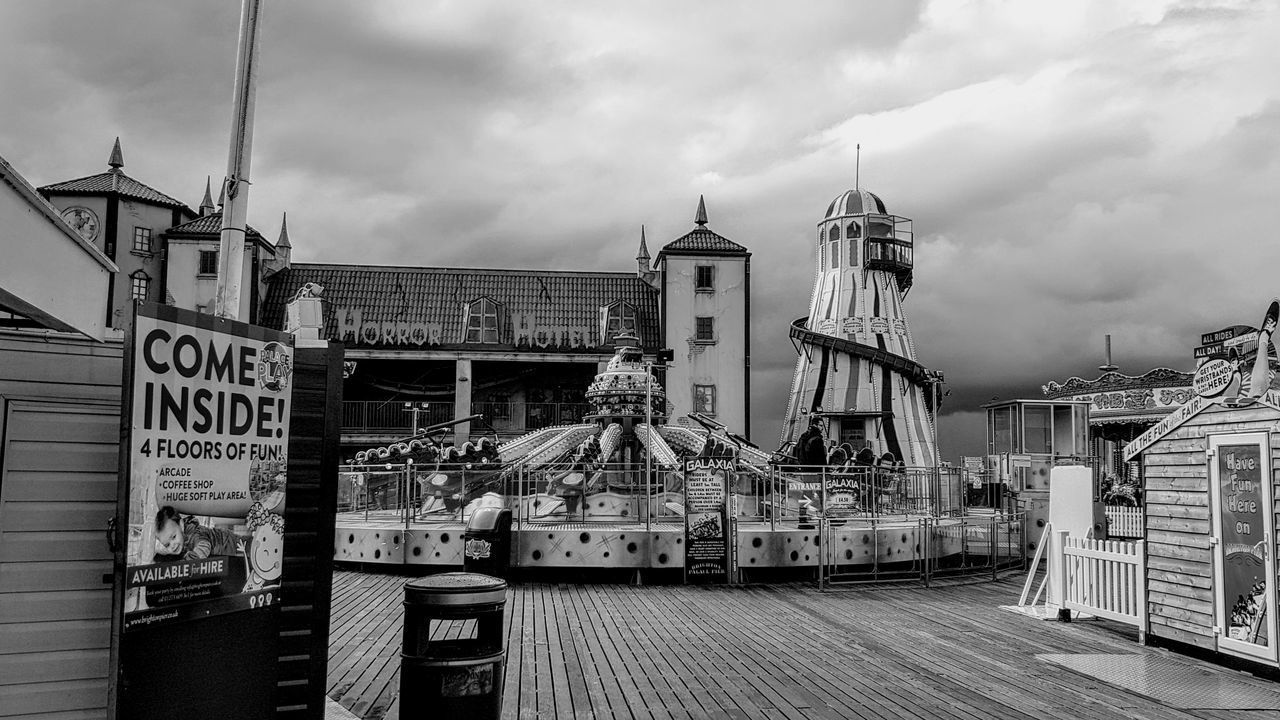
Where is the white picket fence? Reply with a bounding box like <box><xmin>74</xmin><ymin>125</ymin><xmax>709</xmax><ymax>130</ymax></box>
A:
<box><xmin>1104</xmin><ymin>506</ymin><xmax>1143</xmax><ymax>538</ymax></box>
<box><xmin>1058</xmin><ymin>531</ymin><xmax>1147</xmax><ymax>640</ymax></box>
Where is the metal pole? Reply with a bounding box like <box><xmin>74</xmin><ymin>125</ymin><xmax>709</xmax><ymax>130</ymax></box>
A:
<box><xmin>645</xmin><ymin>360</ymin><xmax>652</xmax><ymax>534</ymax></box>
<box><xmin>214</xmin><ymin>0</ymin><xmax>265</xmax><ymax>319</ymax></box>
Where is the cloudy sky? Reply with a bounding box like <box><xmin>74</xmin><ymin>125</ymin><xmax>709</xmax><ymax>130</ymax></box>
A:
<box><xmin>4</xmin><ymin>0</ymin><xmax>1278</xmax><ymax>461</ymax></box>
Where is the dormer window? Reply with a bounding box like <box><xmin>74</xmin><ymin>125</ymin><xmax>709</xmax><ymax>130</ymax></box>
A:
<box><xmin>464</xmin><ymin>297</ymin><xmax>500</xmax><ymax>343</ymax></box>
<box><xmin>600</xmin><ymin>301</ymin><xmax>639</xmax><ymax>345</ymax></box>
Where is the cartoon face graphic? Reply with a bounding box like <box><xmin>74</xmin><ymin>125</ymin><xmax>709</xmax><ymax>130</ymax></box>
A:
<box><xmin>250</xmin><ymin>520</ymin><xmax>283</xmax><ymax>582</ymax></box>
<box><xmin>244</xmin><ymin>502</ymin><xmax>284</xmax><ymax>587</ymax></box>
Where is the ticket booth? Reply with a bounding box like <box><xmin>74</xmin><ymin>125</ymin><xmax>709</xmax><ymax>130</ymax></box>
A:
<box><xmin>983</xmin><ymin>399</ymin><xmax>1094</xmax><ymax>554</ymax></box>
<box><xmin>1124</xmin><ymin>394</ymin><xmax>1279</xmax><ymax>668</ymax></box>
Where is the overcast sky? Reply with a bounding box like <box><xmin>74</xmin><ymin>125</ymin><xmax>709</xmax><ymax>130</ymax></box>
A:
<box><xmin>4</xmin><ymin>0</ymin><xmax>1278</xmax><ymax>461</ymax></box>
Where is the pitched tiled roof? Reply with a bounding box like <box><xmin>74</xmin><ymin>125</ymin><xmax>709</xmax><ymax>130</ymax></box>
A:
<box><xmin>39</xmin><ymin>171</ymin><xmax>190</xmax><ymax>210</ymax></box>
<box><xmin>659</xmin><ymin>227</ymin><xmax>749</xmax><ymax>257</ymax></box>
<box><xmin>260</xmin><ymin>263</ymin><xmax>661</xmax><ymax>351</ymax></box>
<box><xmin>167</xmin><ymin>212</ymin><xmax>265</xmax><ymax>240</ymax></box>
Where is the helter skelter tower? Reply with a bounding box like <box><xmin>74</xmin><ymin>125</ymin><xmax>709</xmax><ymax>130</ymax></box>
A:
<box><xmin>780</xmin><ymin>188</ymin><xmax>943</xmax><ymax>467</ymax></box>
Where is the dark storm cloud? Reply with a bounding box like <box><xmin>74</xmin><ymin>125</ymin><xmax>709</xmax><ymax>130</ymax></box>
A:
<box><xmin>3</xmin><ymin>1</ymin><xmax>1278</xmax><ymax>461</ymax></box>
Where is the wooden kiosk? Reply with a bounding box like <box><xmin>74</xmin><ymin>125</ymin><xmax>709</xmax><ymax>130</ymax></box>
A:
<box><xmin>1124</xmin><ymin>390</ymin><xmax>1279</xmax><ymax>669</ymax></box>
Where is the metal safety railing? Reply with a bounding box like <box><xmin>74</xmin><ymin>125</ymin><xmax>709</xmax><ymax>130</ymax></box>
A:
<box><xmin>818</xmin><ymin>512</ymin><xmax>1025</xmax><ymax>588</ymax></box>
<box><xmin>341</xmin><ymin>400</ymin><xmax>592</xmax><ymax>435</ymax></box>
<box><xmin>338</xmin><ymin>461</ymin><xmax>977</xmax><ymax>527</ymax></box>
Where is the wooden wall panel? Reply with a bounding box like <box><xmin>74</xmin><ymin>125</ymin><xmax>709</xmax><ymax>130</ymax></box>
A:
<box><xmin>0</xmin><ymin>333</ymin><xmax>123</xmax><ymax>720</ymax></box>
<box><xmin>1140</xmin><ymin>401</ymin><xmax>1280</xmax><ymax>654</ymax></box>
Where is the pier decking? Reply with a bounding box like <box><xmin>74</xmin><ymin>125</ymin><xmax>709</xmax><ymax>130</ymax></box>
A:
<box><xmin>326</xmin><ymin>571</ymin><xmax>1279</xmax><ymax>720</ymax></box>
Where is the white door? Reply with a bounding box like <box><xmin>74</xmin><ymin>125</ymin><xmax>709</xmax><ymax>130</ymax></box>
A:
<box><xmin>1208</xmin><ymin>432</ymin><xmax>1278</xmax><ymax>662</ymax></box>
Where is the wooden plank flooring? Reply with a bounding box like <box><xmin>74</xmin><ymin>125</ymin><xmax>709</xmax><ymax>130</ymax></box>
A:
<box><xmin>327</xmin><ymin>571</ymin><xmax>1279</xmax><ymax>720</ymax></box>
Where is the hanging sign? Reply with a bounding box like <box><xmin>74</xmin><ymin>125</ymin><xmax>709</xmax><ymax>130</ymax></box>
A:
<box><xmin>1193</xmin><ymin>358</ymin><xmax>1237</xmax><ymax>398</ymax></box>
<box><xmin>683</xmin><ymin>457</ymin><xmax>730</xmax><ymax>583</ymax></box>
<box><xmin>122</xmin><ymin>304</ymin><xmax>293</xmax><ymax>630</ymax></box>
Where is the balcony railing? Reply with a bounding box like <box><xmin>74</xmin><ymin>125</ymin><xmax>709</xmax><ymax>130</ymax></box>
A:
<box><xmin>342</xmin><ymin>400</ymin><xmax>594</xmax><ymax>435</ymax></box>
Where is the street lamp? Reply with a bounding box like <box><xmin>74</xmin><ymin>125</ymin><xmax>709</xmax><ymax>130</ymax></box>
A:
<box><xmin>403</xmin><ymin>401</ymin><xmax>430</xmax><ymax>436</ymax></box>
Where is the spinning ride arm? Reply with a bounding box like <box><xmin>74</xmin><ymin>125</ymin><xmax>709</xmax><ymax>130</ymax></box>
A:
<box><xmin>635</xmin><ymin>423</ymin><xmax>680</xmax><ymax>467</ymax></box>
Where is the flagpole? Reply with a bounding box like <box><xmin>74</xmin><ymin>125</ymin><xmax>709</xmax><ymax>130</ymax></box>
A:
<box><xmin>215</xmin><ymin>0</ymin><xmax>266</xmax><ymax>320</ymax></box>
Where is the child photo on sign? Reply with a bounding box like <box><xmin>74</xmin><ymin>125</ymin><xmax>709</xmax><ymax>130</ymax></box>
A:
<box><xmin>153</xmin><ymin>506</ymin><xmax>240</xmax><ymax>562</ymax></box>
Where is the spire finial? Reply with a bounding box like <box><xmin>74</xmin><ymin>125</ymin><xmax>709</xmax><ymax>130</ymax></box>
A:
<box><xmin>694</xmin><ymin>195</ymin><xmax>708</xmax><ymax>226</ymax></box>
<box><xmin>199</xmin><ymin>176</ymin><xmax>215</xmax><ymax>215</ymax></box>
<box><xmin>637</xmin><ymin>225</ymin><xmax>649</xmax><ymax>260</ymax></box>
<box><xmin>277</xmin><ymin>211</ymin><xmax>292</xmax><ymax>249</ymax></box>
<box><xmin>108</xmin><ymin>137</ymin><xmax>124</xmax><ymax>172</ymax></box>
<box><xmin>216</xmin><ymin>178</ymin><xmax>226</xmax><ymax>209</ymax></box>
<box><xmin>855</xmin><ymin>143</ymin><xmax>860</xmax><ymax>191</ymax></box>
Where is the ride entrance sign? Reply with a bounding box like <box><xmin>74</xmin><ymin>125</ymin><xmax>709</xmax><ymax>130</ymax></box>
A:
<box><xmin>683</xmin><ymin>457</ymin><xmax>730</xmax><ymax>583</ymax></box>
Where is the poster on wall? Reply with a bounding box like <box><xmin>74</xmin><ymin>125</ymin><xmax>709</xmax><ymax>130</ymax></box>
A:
<box><xmin>122</xmin><ymin>304</ymin><xmax>293</xmax><ymax>631</ymax></box>
<box><xmin>683</xmin><ymin>457</ymin><xmax>730</xmax><ymax>582</ymax></box>
<box><xmin>1214</xmin><ymin>442</ymin><xmax>1271</xmax><ymax>650</ymax></box>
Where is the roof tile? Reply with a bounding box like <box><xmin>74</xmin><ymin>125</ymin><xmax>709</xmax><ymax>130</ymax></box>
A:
<box><xmin>261</xmin><ymin>263</ymin><xmax>661</xmax><ymax>351</ymax></box>
<box><xmin>39</xmin><ymin>171</ymin><xmax>190</xmax><ymax>210</ymax></box>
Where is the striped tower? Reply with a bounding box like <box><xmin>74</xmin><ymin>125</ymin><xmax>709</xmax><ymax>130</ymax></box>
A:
<box><xmin>780</xmin><ymin>189</ymin><xmax>942</xmax><ymax>467</ymax></box>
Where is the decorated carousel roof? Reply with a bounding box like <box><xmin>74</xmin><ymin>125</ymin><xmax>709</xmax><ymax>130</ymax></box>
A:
<box><xmin>1042</xmin><ymin>367</ymin><xmax>1192</xmax><ymax>399</ymax></box>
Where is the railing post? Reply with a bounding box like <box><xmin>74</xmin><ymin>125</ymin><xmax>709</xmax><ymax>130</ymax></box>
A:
<box><xmin>1054</xmin><ymin>530</ymin><xmax>1070</xmax><ymax>620</ymax></box>
<box><xmin>1135</xmin><ymin>539</ymin><xmax>1148</xmax><ymax>643</ymax></box>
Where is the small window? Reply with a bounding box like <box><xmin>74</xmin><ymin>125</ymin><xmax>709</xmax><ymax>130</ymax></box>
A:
<box><xmin>695</xmin><ymin>316</ymin><xmax>714</xmax><ymax>342</ymax></box>
<box><xmin>130</xmin><ymin>271</ymin><xmax>150</xmax><ymax>302</ymax></box>
<box><xmin>464</xmin><ymin>298</ymin><xmax>500</xmax><ymax>343</ymax></box>
<box><xmin>846</xmin><ymin>222</ymin><xmax>860</xmax><ymax>239</ymax></box>
<box><xmin>693</xmin><ymin>385</ymin><xmax>716</xmax><ymax>415</ymax></box>
<box><xmin>828</xmin><ymin>225</ymin><xmax>840</xmax><ymax>242</ymax></box>
<box><xmin>133</xmin><ymin>227</ymin><xmax>153</xmax><ymax>253</ymax></box>
<box><xmin>829</xmin><ymin>236</ymin><xmax>840</xmax><ymax>269</ymax></box>
<box><xmin>695</xmin><ymin>265</ymin><xmax>714</xmax><ymax>291</ymax></box>
<box><xmin>849</xmin><ymin>235</ymin><xmax>858</xmax><ymax>266</ymax></box>
<box><xmin>199</xmin><ymin>250</ymin><xmax>219</xmax><ymax>275</ymax></box>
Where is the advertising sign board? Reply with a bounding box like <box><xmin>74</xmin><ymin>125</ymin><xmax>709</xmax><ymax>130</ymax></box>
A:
<box><xmin>683</xmin><ymin>457</ymin><xmax>730</xmax><ymax>582</ymax></box>
<box><xmin>1209</xmin><ymin>436</ymin><xmax>1277</xmax><ymax>661</ymax></box>
<box><xmin>122</xmin><ymin>304</ymin><xmax>293</xmax><ymax>630</ymax></box>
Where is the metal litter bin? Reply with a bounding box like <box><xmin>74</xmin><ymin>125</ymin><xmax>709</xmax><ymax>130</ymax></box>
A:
<box><xmin>463</xmin><ymin>507</ymin><xmax>512</xmax><ymax>577</ymax></box>
<box><xmin>400</xmin><ymin>573</ymin><xmax>507</xmax><ymax>718</ymax></box>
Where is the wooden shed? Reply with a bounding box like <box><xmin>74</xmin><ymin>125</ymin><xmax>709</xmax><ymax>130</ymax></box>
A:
<box><xmin>1124</xmin><ymin>393</ymin><xmax>1279</xmax><ymax>668</ymax></box>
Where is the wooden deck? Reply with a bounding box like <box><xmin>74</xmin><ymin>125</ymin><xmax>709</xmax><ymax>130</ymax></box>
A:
<box><xmin>327</xmin><ymin>571</ymin><xmax>1279</xmax><ymax>720</ymax></box>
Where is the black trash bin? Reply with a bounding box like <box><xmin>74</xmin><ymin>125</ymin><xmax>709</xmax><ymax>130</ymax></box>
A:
<box><xmin>463</xmin><ymin>507</ymin><xmax>512</xmax><ymax>577</ymax></box>
<box><xmin>401</xmin><ymin>573</ymin><xmax>508</xmax><ymax>718</ymax></box>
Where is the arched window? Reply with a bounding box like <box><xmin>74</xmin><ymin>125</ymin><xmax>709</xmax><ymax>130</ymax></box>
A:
<box><xmin>464</xmin><ymin>297</ymin><xmax>501</xmax><ymax>343</ymax></box>
<box><xmin>828</xmin><ymin>225</ymin><xmax>840</xmax><ymax>269</ymax></box>
<box><xmin>846</xmin><ymin>222</ymin><xmax>860</xmax><ymax>239</ymax></box>
<box><xmin>129</xmin><ymin>270</ymin><xmax>151</xmax><ymax>302</ymax></box>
